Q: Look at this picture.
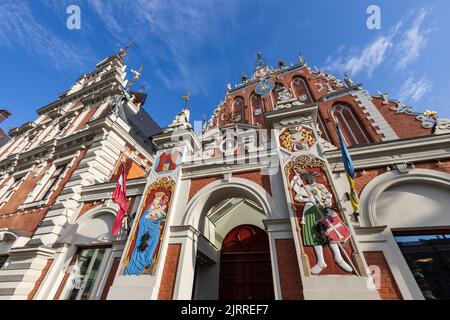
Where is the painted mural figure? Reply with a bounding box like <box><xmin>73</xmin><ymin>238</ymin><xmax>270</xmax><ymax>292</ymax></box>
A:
<box><xmin>290</xmin><ymin>171</ymin><xmax>353</xmax><ymax>275</ymax></box>
<box><xmin>124</xmin><ymin>192</ymin><xmax>169</xmax><ymax>275</ymax></box>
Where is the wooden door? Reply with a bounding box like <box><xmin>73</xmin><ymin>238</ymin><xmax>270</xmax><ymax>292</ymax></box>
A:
<box><xmin>219</xmin><ymin>225</ymin><xmax>274</xmax><ymax>300</ymax></box>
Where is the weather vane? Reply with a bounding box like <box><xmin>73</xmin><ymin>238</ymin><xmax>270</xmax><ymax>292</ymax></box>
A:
<box><xmin>127</xmin><ymin>65</ymin><xmax>144</xmax><ymax>89</ymax></box>
<box><xmin>139</xmin><ymin>82</ymin><xmax>148</xmax><ymax>93</ymax></box>
<box><xmin>255</xmin><ymin>52</ymin><xmax>266</xmax><ymax>69</ymax></box>
<box><xmin>182</xmin><ymin>90</ymin><xmax>192</xmax><ymax>111</ymax></box>
<box><xmin>118</xmin><ymin>40</ymin><xmax>135</xmax><ymax>59</ymax></box>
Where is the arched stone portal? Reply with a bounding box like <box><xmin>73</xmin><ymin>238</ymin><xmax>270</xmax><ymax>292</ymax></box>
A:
<box><xmin>171</xmin><ymin>178</ymin><xmax>285</xmax><ymax>300</ymax></box>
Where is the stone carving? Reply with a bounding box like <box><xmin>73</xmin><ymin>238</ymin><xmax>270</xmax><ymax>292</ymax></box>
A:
<box><xmin>344</xmin><ymin>73</ymin><xmax>354</xmax><ymax>87</ymax></box>
<box><xmin>415</xmin><ymin>115</ymin><xmax>435</xmax><ymax>129</ymax></box>
<box><xmin>166</xmin><ymin>109</ymin><xmax>191</xmax><ymax>132</ymax></box>
<box><xmin>289</xmin><ymin>170</ymin><xmax>353</xmax><ymax>275</ymax></box>
<box><xmin>273</xmin><ymin>100</ymin><xmax>302</xmax><ymax>111</ymax></box>
<box><xmin>391</xmin><ymin>103</ymin><xmax>414</xmax><ymax>115</ymax></box>
<box><xmin>275</xmin><ymin>84</ymin><xmax>293</xmax><ymax>102</ymax></box>
<box><xmin>434</xmin><ymin>118</ymin><xmax>450</xmax><ymax>134</ymax></box>
<box><xmin>279</xmin><ymin>127</ymin><xmax>315</xmax><ymax>152</ymax></box>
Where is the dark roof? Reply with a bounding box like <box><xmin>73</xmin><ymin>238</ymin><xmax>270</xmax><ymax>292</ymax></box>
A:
<box><xmin>0</xmin><ymin>109</ymin><xmax>12</xmax><ymax>123</ymax></box>
<box><xmin>0</xmin><ymin>128</ymin><xmax>9</xmax><ymax>147</ymax></box>
<box><xmin>115</xmin><ymin>97</ymin><xmax>162</xmax><ymax>144</ymax></box>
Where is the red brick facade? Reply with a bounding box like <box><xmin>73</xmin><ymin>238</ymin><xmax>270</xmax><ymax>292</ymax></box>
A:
<box><xmin>0</xmin><ymin>162</ymin><xmax>52</xmax><ymax>215</ymax></box>
<box><xmin>233</xmin><ymin>170</ymin><xmax>271</xmax><ymax>195</ymax></box>
<box><xmin>275</xmin><ymin>239</ymin><xmax>303</xmax><ymax>300</ymax></box>
<box><xmin>0</xmin><ymin>148</ymin><xmax>87</xmax><ymax>236</ymax></box>
<box><xmin>188</xmin><ymin>175</ymin><xmax>222</xmax><ymax>201</ymax></box>
<box><xmin>372</xmin><ymin>97</ymin><xmax>432</xmax><ymax>138</ymax></box>
<box><xmin>110</xmin><ymin>155</ymin><xmax>147</xmax><ymax>181</ymax></box>
<box><xmin>364</xmin><ymin>251</ymin><xmax>402</xmax><ymax>300</ymax></box>
<box><xmin>158</xmin><ymin>243</ymin><xmax>181</xmax><ymax>300</ymax></box>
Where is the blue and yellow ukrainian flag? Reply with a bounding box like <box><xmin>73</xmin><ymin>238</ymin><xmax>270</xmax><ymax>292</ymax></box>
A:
<box><xmin>336</xmin><ymin>123</ymin><xmax>360</xmax><ymax>212</ymax></box>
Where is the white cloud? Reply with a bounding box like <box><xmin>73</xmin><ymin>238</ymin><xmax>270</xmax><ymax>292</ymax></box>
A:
<box><xmin>398</xmin><ymin>75</ymin><xmax>433</xmax><ymax>103</ymax></box>
<box><xmin>0</xmin><ymin>0</ymin><xmax>90</xmax><ymax>71</ymax></box>
<box><xmin>396</xmin><ymin>8</ymin><xmax>431</xmax><ymax>70</ymax></box>
<box><xmin>326</xmin><ymin>35</ymin><xmax>394</xmax><ymax>78</ymax></box>
<box><xmin>87</xmin><ymin>0</ymin><xmax>240</xmax><ymax>95</ymax></box>
<box><xmin>325</xmin><ymin>8</ymin><xmax>431</xmax><ymax>78</ymax></box>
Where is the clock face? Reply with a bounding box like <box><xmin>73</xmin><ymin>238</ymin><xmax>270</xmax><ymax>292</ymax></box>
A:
<box><xmin>255</xmin><ymin>80</ymin><xmax>274</xmax><ymax>98</ymax></box>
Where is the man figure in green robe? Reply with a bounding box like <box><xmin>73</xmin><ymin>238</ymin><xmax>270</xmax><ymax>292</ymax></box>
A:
<box><xmin>290</xmin><ymin>171</ymin><xmax>353</xmax><ymax>275</ymax></box>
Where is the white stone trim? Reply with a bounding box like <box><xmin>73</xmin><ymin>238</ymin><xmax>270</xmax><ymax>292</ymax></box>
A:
<box><xmin>351</xmin><ymin>90</ymin><xmax>398</xmax><ymax>141</ymax></box>
<box><xmin>359</xmin><ymin>168</ymin><xmax>450</xmax><ymax>228</ymax></box>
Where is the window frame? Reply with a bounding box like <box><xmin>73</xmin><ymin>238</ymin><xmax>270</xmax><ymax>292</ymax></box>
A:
<box><xmin>58</xmin><ymin>245</ymin><xmax>113</xmax><ymax>301</ymax></box>
<box><xmin>331</xmin><ymin>103</ymin><xmax>371</xmax><ymax>146</ymax></box>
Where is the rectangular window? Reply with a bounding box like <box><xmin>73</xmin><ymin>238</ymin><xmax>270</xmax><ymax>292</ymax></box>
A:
<box><xmin>62</xmin><ymin>247</ymin><xmax>109</xmax><ymax>300</ymax></box>
<box><xmin>395</xmin><ymin>232</ymin><xmax>450</xmax><ymax>300</ymax></box>
<box><xmin>0</xmin><ymin>178</ymin><xmax>21</xmax><ymax>204</ymax></box>
<box><xmin>35</xmin><ymin>164</ymin><xmax>67</xmax><ymax>201</ymax></box>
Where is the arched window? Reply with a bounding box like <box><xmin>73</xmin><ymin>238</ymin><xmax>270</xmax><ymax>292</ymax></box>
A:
<box><xmin>291</xmin><ymin>77</ymin><xmax>313</xmax><ymax>104</ymax></box>
<box><xmin>250</xmin><ymin>94</ymin><xmax>264</xmax><ymax>126</ymax></box>
<box><xmin>232</xmin><ymin>97</ymin><xmax>245</xmax><ymax>123</ymax></box>
<box><xmin>331</xmin><ymin>104</ymin><xmax>370</xmax><ymax>146</ymax></box>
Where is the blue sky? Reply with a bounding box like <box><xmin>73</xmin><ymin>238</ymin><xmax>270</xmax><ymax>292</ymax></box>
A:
<box><xmin>0</xmin><ymin>0</ymin><xmax>449</xmax><ymax>132</ymax></box>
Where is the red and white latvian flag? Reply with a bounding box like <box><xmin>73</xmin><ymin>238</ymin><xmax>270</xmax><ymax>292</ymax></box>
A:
<box><xmin>112</xmin><ymin>161</ymin><xmax>127</xmax><ymax>236</ymax></box>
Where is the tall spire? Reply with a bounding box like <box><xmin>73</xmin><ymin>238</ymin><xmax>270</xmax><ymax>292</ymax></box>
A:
<box><xmin>118</xmin><ymin>40</ymin><xmax>135</xmax><ymax>59</ymax></box>
<box><xmin>255</xmin><ymin>51</ymin><xmax>267</xmax><ymax>70</ymax></box>
<box><xmin>298</xmin><ymin>51</ymin><xmax>306</xmax><ymax>65</ymax></box>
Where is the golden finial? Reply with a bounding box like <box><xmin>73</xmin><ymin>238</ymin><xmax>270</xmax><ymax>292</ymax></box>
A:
<box><xmin>424</xmin><ymin>109</ymin><xmax>438</xmax><ymax>121</ymax></box>
<box><xmin>182</xmin><ymin>90</ymin><xmax>192</xmax><ymax>102</ymax></box>
<box><xmin>127</xmin><ymin>65</ymin><xmax>144</xmax><ymax>89</ymax></box>
<box><xmin>182</xmin><ymin>90</ymin><xmax>192</xmax><ymax>111</ymax></box>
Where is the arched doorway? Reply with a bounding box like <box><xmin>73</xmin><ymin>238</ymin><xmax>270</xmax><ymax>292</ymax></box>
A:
<box><xmin>219</xmin><ymin>224</ymin><xmax>274</xmax><ymax>300</ymax></box>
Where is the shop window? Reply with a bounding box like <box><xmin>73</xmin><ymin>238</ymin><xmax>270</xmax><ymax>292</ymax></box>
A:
<box><xmin>395</xmin><ymin>232</ymin><xmax>450</xmax><ymax>300</ymax></box>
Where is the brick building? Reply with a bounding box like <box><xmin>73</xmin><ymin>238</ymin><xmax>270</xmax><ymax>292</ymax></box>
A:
<box><xmin>1</xmin><ymin>51</ymin><xmax>449</xmax><ymax>300</ymax></box>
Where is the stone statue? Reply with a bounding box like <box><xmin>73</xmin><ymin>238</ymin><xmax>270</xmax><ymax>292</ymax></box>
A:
<box><xmin>290</xmin><ymin>171</ymin><xmax>353</xmax><ymax>275</ymax></box>
<box><xmin>344</xmin><ymin>72</ymin><xmax>354</xmax><ymax>86</ymax></box>
<box><xmin>171</xmin><ymin>108</ymin><xmax>190</xmax><ymax>126</ymax></box>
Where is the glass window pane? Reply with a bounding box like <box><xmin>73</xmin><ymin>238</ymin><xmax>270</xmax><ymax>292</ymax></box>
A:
<box><xmin>395</xmin><ymin>233</ymin><xmax>450</xmax><ymax>300</ymax></box>
<box><xmin>64</xmin><ymin>247</ymin><xmax>107</xmax><ymax>300</ymax></box>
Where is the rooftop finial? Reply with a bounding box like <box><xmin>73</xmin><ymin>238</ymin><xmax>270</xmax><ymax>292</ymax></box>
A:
<box><xmin>344</xmin><ymin>71</ymin><xmax>354</xmax><ymax>86</ymax></box>
<box><xmin>127</xmin><ymin>65</ymin><xmax>144</xmax><ymax>89</ymax></box>
<box><xmin>118</xmin><ymin>40</ymin><xmax>135</xmax><ymax>59</ymax></box>
<box><xmin>182</xmin><ymin>90</ymin><xmax>192</xmax><ymax>111</ymax></box>
<box><xmin>298</xmin><ymin>51</ymin><xmax>305</xmax><ymax>64</ymax></box>
<box><xmin>255</xmin><ymin>52</ymin><xmax>266</xmax><ymax>69</ymax></box>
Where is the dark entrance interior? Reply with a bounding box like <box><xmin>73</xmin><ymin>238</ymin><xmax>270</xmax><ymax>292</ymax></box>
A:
<box><xmin>219</xmin><ymin>224</ymin><xmax>275</xmax><ymax>300</ymax></box>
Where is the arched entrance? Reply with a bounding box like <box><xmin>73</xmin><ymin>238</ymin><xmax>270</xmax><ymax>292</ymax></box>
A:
<box><xmin>219</xmin><ymin>224</ymin><xmax>274</xmax><ymax>300</ymax></box>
